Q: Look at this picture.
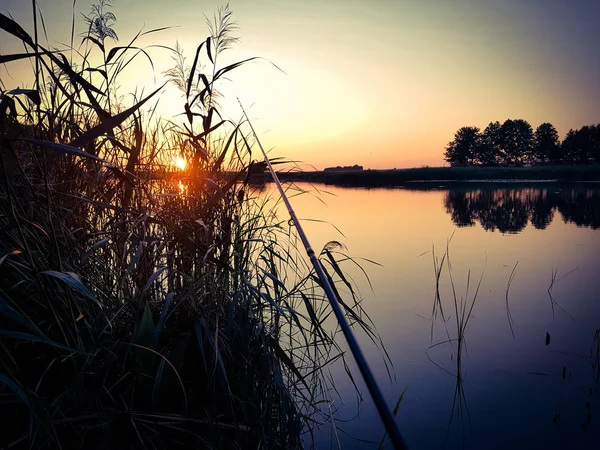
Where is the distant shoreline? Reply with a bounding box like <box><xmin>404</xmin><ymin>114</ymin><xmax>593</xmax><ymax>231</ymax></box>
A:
<box><xmin>249</xmin><ymin>165</ymin><xmax>600</xmax><ymax>187</ymax></box>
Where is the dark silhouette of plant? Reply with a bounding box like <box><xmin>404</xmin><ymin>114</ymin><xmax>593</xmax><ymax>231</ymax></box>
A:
<box><xmin>534</xmin><ymin>122</ymin><xmax>560</xmax><ymax>164</ymax></box>
<box><xmin>499</xmin><ymin>119</ymin><xmax>534</xmax><ymax>166</ymax></box>
<box><xmin>562</xmin><ymin>125</ymin><xmax>600</xmax><ymax>164</ymax></box>
<box><xmin>82</xmin><ymin>0</ymin><xmax>118</xmax><ymax>42</ymax></box>
<box><xmin>592</xmin><ymin>124</ymin><xmax>600</xmax><ymax>163</ymax></box>
<box><xmin>0</xmin><ymin>2</ymin><xmax>388</xmax><ymax>448</ymax></box>
<box><xmin>562</xmin><ymin>129</ymin><xmax>579</xmax><ymax>163</ymax></box>
<box><xmin>478</xmin><ymin>121</ymin><xmax>502</xmax><ymax>166</ymax></box>
<box><xmin>444</xmin><ymin>126</ymin><xmax>481</xmax><ymax>166</ymax></box>
<box><xmin>444</xmin><ymin>119</ymin><xmax>600</xmax><ymax>167</ymax></box>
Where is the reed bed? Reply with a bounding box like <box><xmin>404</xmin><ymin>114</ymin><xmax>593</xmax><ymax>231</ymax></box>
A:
<box><xmin>0</xmin><ymin>3</ymin><xmax>383</xmax><ymax>448</ymax></box>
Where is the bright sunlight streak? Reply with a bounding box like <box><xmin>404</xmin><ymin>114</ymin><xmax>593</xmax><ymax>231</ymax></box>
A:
<box><xmin>173</xmin><ymin>156</ymin><xmax>187</xmax><ymax>170</ymax></box>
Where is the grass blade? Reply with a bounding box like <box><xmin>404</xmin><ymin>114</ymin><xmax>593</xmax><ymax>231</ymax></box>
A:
<box><xmin>69</xmin><ymin>83</ymin><xmax>165</xmax><ymax>149</ymax></box>
<box><xmin>41</xmin><ymin>270</ymin><xmax>99</xmax><ymax>303</ymax></box>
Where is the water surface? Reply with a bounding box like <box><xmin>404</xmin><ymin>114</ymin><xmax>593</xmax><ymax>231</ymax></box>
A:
<box><xmin>271</xmin><ymin>184</ymin><xmax>600</xmax><ymax>449</ymax></box>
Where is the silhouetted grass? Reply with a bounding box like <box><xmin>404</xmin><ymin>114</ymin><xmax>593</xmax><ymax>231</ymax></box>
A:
<box><xmin>0</xmin><ymin>3</ymin><xmax>383</xmax><ymax>448</ymax></box>
<box><xmin>505</xmin><ymin>261</ymin><xmax>518</xmax><ymax>339</ymax></box>
<box><xmin>426</xmin><ymin>239</ymin><xmax>485</xmax><ymax>448</ymax></box>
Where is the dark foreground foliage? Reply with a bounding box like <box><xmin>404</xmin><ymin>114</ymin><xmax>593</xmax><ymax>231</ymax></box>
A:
<box><xmin>0</xmin><ymin>3</ymin><xmax>384</xmax><ymax>448</ymax></box>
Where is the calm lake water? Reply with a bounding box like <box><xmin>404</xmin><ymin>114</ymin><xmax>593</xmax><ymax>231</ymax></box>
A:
<box><xmin>266</xmin><ymin>183</ymin><xmax>600</xmax><ymax>450</ymax></box>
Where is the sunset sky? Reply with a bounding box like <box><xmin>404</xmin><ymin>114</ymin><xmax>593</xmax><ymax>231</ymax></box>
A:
<box><xmin>1</xmin><ymin>0</ymin><xmax>599</xmax><ymax>169</ymax></box>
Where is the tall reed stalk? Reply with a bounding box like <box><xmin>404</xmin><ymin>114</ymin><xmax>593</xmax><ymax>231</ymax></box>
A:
<box><xmin>0</xmin><ymin>2</ymin><xmax>384</xmax><ymax>448</ymax></box>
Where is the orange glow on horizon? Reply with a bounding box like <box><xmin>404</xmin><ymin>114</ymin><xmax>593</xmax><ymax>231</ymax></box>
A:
<box><xmin>1</xmin><ymin>0</ymin><xmax>598</xmax><ymax>171</ymax></box>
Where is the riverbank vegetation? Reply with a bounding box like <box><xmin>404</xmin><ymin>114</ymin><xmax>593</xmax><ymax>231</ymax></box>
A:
<box><xmin>249</xmin><ymin>165</ymin><xmax>600</xmax><ymax>187</ymax></box>
<box><xmin>444</xmin><ymin>120</ymin><xmax>600</xmax><ymax>167</ymax></box>
<box><xmin>0</xmin><ymin>3</ymin><xmax>381</xmax><ymax>448</ymax></box>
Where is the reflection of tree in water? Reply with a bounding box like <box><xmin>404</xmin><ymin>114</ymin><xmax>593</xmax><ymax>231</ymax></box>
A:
<box><xmin>444</xmin><ymin>191</ymin><xmax>477</xmax><ymax>227</ymax></box>
<box><xmin>477</xmin><ymin>190</ymin><xmax>530</xmax><ymax>233</ymax></box>
<box><xmin>444</xmin><ymin>188</ymin><xmax>600</xmax><ymax>232</ymax></box>
<box><xmin>556</xmin><ymin>190</ymin><xmax>600</xmax><ymax>229</ymax></box>
<box><xmin>530</xmin><ymin>191</ymin><xmax>555</xmax><ymax>230</ymax></box>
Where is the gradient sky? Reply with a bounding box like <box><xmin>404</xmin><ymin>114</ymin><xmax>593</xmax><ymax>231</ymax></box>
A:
<box><xmin>1</xmin><ymin>0</ymin><xmax>599</xmax><ymax>169</ymax></box>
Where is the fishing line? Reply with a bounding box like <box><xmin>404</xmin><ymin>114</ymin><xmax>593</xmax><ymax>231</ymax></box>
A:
<box><xmin>238</xmin><ymin>99</ymin><xmax>408</xmax><ymax>450</ymax></box>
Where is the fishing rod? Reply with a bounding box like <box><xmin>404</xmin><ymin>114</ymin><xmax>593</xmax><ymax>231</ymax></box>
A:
<box><xmin>237</xmin><ymin>99</ymin><xmax>408</xmax><ymax>450</ymax></box>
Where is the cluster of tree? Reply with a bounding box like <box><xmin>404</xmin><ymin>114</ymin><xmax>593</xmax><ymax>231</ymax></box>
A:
<box><xmin>324</xmin><ymin>165</ymin><xmax>363</xmax><ymax>172</ymax></box>
<box><xmin>444</xmin><ymin>188</ymin><xmax>600</xmax><ymax>232</ymax></box>
<box><xmin>444</xmin><ymin>120</ymin><xmax>600</xmax><ymax>166</ymax></box>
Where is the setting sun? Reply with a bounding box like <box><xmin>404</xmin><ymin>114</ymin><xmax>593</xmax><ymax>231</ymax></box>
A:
<box><xmin>173</xmin><ymin>156</ymin><xmax>187</xmax><ymax>171</ymax></box>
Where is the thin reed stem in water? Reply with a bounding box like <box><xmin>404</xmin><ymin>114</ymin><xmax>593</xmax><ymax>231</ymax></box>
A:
<box><xmin>505</xmin><ymin>261</ymin><xmax>518</xmax><ymax>338</ymax></box>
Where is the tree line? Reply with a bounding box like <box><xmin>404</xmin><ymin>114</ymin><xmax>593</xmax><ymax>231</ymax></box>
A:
<box><xmin>444</xmin><ymin>120</ymin><xmax>600</xmax><ymax>166</ymax></box>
